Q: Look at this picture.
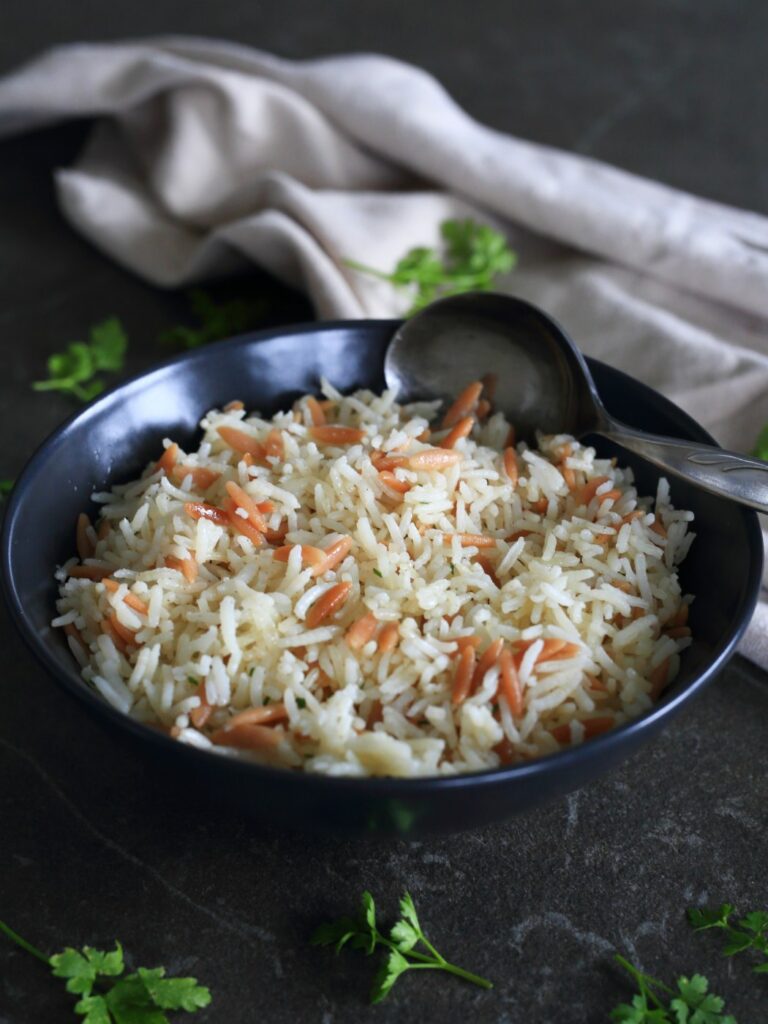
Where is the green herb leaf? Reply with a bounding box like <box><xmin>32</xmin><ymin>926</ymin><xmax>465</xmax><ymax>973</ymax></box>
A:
<box><xmin>1</xmin><ymin>921</ymin><xmax>210</xmax><ymax>1022</ymax></box>
<box><xmin>50</xmin><ymin>947</ymin><xmax>101</xmax><ymax>996</ymax></box>
<box><xmin>688</xmin><ymin>906</ymin><xmax>735</xmax><ymax>932</ymax></box>
<box><xmin>372</xmin><ymin>568</ymin><xmax>383</xmax><ymax>578</ymax></box>
<box><xmin>159</xmin><ymin>289</ymin><xmax>267</xmax><ymax>349</ymax></box>
<box><xmin>753</xmin><ymin>423</ymin><xmax>768</xmax><ymax>461</ymax></box>
<box><xmin>310</xmin><ymin>916</ymin><xmax>362</xmax><ymax>955</ymax></box>
<box><xmin>689</xmin><ymin>903</ymin><xmax>768</xmax><ymax>972</ymax></box>
<box><xmin>345</xmin><ymin>218</ymin><xmax>516</xmax><ymax>315</ymax></box>
<box><xmin>89</xmin><ymin>318</ymin><xmax>128</xmax><ymax>371</ymax></box>
<box><xmin>611</xmin><ymin>956</ymin><xmax>736</xmax><ymax>1024</ymax></box>
<box><xmin>312</xmin><ymin>891</ymin><xmax>492</xmax><ymax>1003</ymax></box>
<box><xmin>136</xmin><ymin>968</ymin><xmax>212</xmax><ymax>1012</ymax></box>
<box><xmin>370</xmin><ymin>949</ymin><xmax>409</xmax><ymax>1005</ymax></box>
<box><xmin>74</xmin><ymin>994</ymin><xmax>112</xmax><ymax>1024</ymax></box>
<box><xmin>0</xmin><ymin>479</ymin><xmax>14</xmax><ymax>499</ymax></box>
<box><xmin>32</xmin><ymin>318</ymin><xmax>128</xmax><ymax>403</ymax></box>
<box><xmin>670</xmin><ymin>974</ymin><xmax>736</xmax><ymax>1023</ymax></box>
<box><xmin>389</xmin><ymin>919</ymin><xmax>419</xmax><ymax>953</ymax></box>
<box><xmin>296</xmin><ymin>698</ymin><xmax>307</xmax><ymax>709</ymax></box>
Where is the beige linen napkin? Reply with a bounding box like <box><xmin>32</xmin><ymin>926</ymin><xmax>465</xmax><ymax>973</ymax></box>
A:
<box><xmin>0</xmin><ymin>38</ymin><xmax>765</xmax><ymax>663</ymax></box>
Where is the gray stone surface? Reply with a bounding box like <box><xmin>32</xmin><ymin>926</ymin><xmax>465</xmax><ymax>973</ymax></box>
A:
<box><xmin>1</xmin><ymin>4</ymin><xmax>767</xmax><ymax>1022</ymax></box>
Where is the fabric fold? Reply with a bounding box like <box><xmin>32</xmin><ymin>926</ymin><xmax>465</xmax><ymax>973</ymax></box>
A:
<box><xmin>0</xmin><ymin>37</ymin><xmax>765</xmax><ymax>663</ymax></box>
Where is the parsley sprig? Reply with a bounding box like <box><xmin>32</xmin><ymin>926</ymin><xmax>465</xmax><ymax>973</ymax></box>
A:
<box><xmin>32</xmin><ymin>317</ymin><xmax>127</xmax><ymax>402</ymax></box>
<box><xmin>159</xmin><ymin>289</ymin><xmax>267</xmax><ymax>349</ymax></box>
<box><xmin>0</xmin><ymin>919</ymin><xmax>210</xmax><ymax>1023</ymax></box>
<box><xmin>311</xmin><ymin>890</ymin><xmax>492</xmax><ymax>1004</ymax></box>
<box><xmin>610</xmin><ymin>956</ymin><xmax>736</xmax><ymax>1023</ymax></box>
<box><xmin>345</xmin><ymin>218</ymin><xmax>516</xmax><ymax>315</ymax></box>
<box><xmin>689</xmin><ymin>904</ymin><xmax>768</xmax><ymax>974</ymax></box>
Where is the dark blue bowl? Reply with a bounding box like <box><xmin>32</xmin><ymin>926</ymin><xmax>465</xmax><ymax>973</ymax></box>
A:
<box><xmin>2</xmin><ymin>320</ymin><xmax>762</xmax><ymax>835</ymax></box>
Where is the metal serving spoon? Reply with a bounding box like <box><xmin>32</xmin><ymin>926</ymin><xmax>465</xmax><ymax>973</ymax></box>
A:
<box><xmin>384</xmin><ymin>291</ymin><xmax>768</xmax><ymax>513</ymax></box>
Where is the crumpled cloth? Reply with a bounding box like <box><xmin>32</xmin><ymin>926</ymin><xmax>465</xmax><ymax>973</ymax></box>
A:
<box><xmin>0</xmin><ymin>38</ymin><xmax>766</xmax><ymax>665</ymax></box>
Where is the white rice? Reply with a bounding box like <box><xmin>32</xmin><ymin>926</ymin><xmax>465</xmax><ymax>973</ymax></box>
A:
<box><xmin>53</xmin><ymin>380</ymin><xmax>695</xmax><ymax>778</ymax></box>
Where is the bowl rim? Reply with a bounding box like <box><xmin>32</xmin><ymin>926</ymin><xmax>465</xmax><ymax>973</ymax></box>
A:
<box><xmin>2</xmin><ymin>318</ymin><xmax>763</xmax><ymax>796</ymax></box>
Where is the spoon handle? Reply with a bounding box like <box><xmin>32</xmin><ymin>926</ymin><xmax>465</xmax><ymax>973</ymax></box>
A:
<box><xmin>597</xmin><ymin>423</ymin><xmax>768</xmax><ymax>513</ymax></box>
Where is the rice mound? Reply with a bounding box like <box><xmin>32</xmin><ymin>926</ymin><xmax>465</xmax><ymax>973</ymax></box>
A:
<box><xmin>53</xmin><ymin>379</ymin><xmax>695</xmax><ymax>778</ymax></box>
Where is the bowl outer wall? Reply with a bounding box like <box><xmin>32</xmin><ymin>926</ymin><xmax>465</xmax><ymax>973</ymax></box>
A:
<box><xmin>1</xmin><ymin>320</ymin><xmax>763</xmax><ymax>835</ymax></box>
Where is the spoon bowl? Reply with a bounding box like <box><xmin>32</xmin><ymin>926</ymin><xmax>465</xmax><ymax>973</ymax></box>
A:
<box><xmin>386</xmin><ymin>292</ymin><xmax>768</xmax><ymax>513</ymax></box>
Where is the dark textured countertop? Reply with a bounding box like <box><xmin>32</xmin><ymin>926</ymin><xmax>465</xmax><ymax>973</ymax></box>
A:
<box><xmin>1</xmin><ymin>4</ymin><xmax>766</xmax><ymax>1022</ymax></box>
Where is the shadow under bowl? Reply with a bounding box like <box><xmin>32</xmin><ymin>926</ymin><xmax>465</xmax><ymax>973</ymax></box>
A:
<box><xmin>1</xmin><ymin>320</ymin><xmax>762</xmax><ymax>836</ymax></box>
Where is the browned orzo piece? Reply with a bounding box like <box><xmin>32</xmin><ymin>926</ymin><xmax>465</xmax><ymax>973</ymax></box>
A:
<box><xmin>379</xmin><ymin>470</ymin><xmax>411</xmax><ymax>494</ymax></box>
<box><xmin>579</xmin><ymin>476</ymin><xmax>610</xmax><ymax>505</ymax></box>
<box><xmin>377</xmin><ymin>622</ymin><xmax>400</xmax><ymax>653</ymax></box>
<box><xmin>67</xmin><ymin>563</ymin><xmax>114</xmax><ymax>581</ymax></box>
<box><xmin>440</xmin><ymin>416</ymin><xmax>474</xmax><ymax>450</ymax></box>
<box><xmin>312</xmin><ymin>536</ymin><xmax>353</xmax><ymax>576</ymax></box>
<box><xmin>210</xmin><ymin>722</ymin><xmax>284</xmax><ymax>750</ymax></box>
<box><xmin>103</xmin><ymin>577</ymin><xmax>149</xmax><ymax>615</ymax></box>
<box><xmin>306</xmin><ymin>581</ymin><xmax>353</xmax><ymax>629</ymax></box>
<box><xmin>224</xmin><ymin>480</ymin><xmax>268</xmax><ymax>531</ymax></box>
<box><xmin>310</xmin><ymin>425</ymin><xmax>365</xmax><ymax>445</ymax></box>
<box><xmin>184</xmin><ymin>501</ymin><xmax>229</xmax><ymax>526</ymax></box>
<box><xmin>173</xmin><ymin>465</ymin><xmax>220</xmax><ymax>491</ymax></box>
<box><xmin>222</xmin><ymin>500</ymin><xmax>267</xmax><ymax>547</ymax></box>
<box><xmin>346</xmin><ymin>611</ymin><xmax>379</xmax><ymax>650</ymax></box>
<box><xmin>471</xmin><ymin>638</ymin><xmax>504</xmax><ymax>691</ymax></box>
<box><xmin>451</xmin><ymin>644</ymin><xmax>477</xmax><ymax>705</ymax></box>
<box><xmin>503</xmin><ymin>447</ymin><xmax>519</xmax><ymax>487</ymax></box>
<box><xmin>217</xmin><ymin>425</ymin><xmax>265</xmax><ymax>459</ymax></box>
<box><xmin>497</xmin><ymin>646</ymin><xmax>523</xmax><ymax>717</ymax></box>
<box><xmin>154</xmin><ymin>442</ymin><xmax>179</xmax><ymax>476</ymax></box>
<box><xmin>164</xmin><ymin>554</ymin><xmax>198</xmax><ymax>583</ymax></box>
<box><xmin>264</xmin><ymin>429</ymin><xmax>284</xmax><ymax>460</ymax></box>
<box><xmin>273</xmin><ymin>544</ymin><xmax>326</xmax><ymax>569</ymax></box>
<box><xmin>442</xmin><ymin>380</ymin><xmax>483</xmax><ymax>428</ymax></box>
<box><xmin>305</xmin><ymin>396</ymin><xmax>326</xmax><ymax>426</ymax></box>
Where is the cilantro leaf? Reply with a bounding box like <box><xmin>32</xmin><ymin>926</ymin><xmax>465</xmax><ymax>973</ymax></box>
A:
<box><xmin>0</xmin><ymin>479</ymin><xmax>13</xmax><ymax>496</ymax></box>
<box><xmin>33</xmin><ymin>318</ymin><xmax>128</xmax><ymax>402</ymax></box>
<box><xmin>159</xmin><ymin>289</ymin><xmax>267</xmax><ymax>349</ymax></box>
<box><xmin>345</xmin><ymin>218</ymin><xmax>516</xmax><ymax>315</ymax></box>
